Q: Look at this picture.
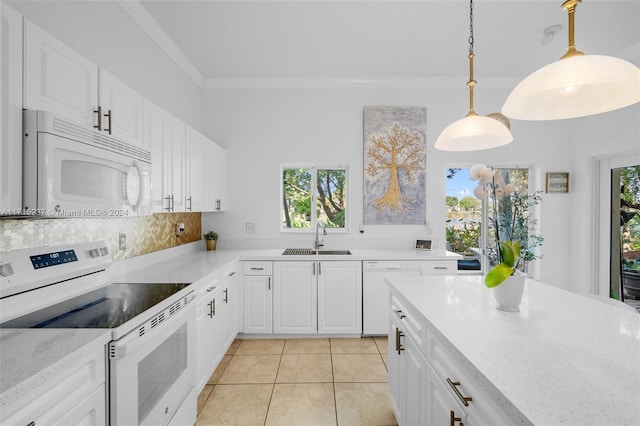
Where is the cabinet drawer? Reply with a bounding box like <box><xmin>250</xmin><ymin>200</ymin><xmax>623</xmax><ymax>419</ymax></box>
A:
<box><xmin>2</xmin><ymin>343</ymin><xmax>106</xmax><ymax>425</ymax></box>
<box><xmin>427</xmin><ymin>331</ymin><xmax>514</xmax><ymax>425</ymax></box>
<box><xmin>421</xmin><ymin>261</ymin><xmax>458</xmax><ymax>275</ymax></box>
<box><xmin>243</xmin><ymin>261</ymin><xmax>273</xmax><ymax>275</ymax></box>
<box><xmin>389</xmin><ymin>295</ymin><xmax>425</xmax><ymax>354</ymax></box>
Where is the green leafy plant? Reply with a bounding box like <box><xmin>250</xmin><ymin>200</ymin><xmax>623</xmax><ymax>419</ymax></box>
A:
<box><xmin>203</xmin><ymin>231</ymin><xmax>218</xmax><ymax>240</ymax></box>
<box><xmin>470</xmin><ymin>164</ymin><xmax>543</xmax><ymax>288</ymax></box>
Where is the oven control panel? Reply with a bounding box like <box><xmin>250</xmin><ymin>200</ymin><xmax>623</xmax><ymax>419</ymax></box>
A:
<box><xmin>0</xmin><ymin>241</ymin><xmax>112</xmax><ymax>299</ymax></box>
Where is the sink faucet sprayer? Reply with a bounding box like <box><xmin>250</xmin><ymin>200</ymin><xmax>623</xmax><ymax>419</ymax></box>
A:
<box><xmin>315</xmin><ymin>223</ymin><xmax>327</xmax><ymax>249</ymax></box>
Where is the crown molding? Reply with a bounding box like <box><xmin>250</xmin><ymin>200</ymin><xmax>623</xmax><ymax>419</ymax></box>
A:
<box><xmin>201</xmin><ymin>76</ymin><xmax>521</xmax><ymax>90</ymax></box>
<box><xmin>117</xmin><ymin>0</ymin><xmax>205</xmax><ymax>88</ymax></box>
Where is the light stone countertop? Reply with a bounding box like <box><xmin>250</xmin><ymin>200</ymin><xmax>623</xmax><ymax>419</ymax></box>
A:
<box><xmin>0</xmin><ymin>329</ymin><xmax>111</xmax><ymax>415</ymax></box>
<box><xmin>387</xmin><ymin>275</ymin><xmax>640</xmax><ymax>426</ymax></box>
<box><xmin>0</xmin><ymin>245</ymin><xmax>461</xmax><ymax>416</ymax></box>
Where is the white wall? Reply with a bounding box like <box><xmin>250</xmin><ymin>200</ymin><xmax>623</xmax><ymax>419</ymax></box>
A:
<box><xmin>200</xmin><ymin>85</ymin><xmax>584</xmax><ymax>290</ymax></box>
<box><xmin>7</xmin><ymin>0</ymin><xmax>203</xmax><ymax>130</ymax></box>
<box><xmin>567</xmin><ymin>105</ymin><xmax>640</xmax><ymax>294</ymax></box>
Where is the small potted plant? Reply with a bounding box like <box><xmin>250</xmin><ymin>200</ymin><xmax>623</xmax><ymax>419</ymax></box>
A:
<box><xmin>203</xmin><ymin>231</ymin><xmax>218</xmax><ymax>251</ymax></box>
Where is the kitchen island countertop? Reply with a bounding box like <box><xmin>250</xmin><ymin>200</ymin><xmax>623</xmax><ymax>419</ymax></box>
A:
<box><xmin>387</xmin><ymin>275</ymin><xmax>640</xmax><ymax>425</ymax></box>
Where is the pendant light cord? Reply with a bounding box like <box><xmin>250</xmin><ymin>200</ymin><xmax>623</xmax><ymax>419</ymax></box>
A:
<box><xmin>467</xmin><ymin>0</ymin><xmax>478</xmax><ymax>117</ymax></box>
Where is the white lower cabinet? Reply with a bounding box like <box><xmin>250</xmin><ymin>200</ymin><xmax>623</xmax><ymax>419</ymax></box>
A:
<box><xmin>243</xmin><ymin>261</ymin><xmax>273</xmax><ymax>334</ymax></box>
<box><xmin>317</xmin><ymin>261</ymin><xmax>362</xmax><ymax>334</ymax></box>
<box><xmin>389</xmin><ymin>286</ymin><xmax>511</xmax><ymax>426</ymax></box>
<box><xmin>220</xmin><ymin>261</ymin><xmax>242</xmax><ymax>348</ymax></box>
<box><xmin>273</xmin><ymin>262</ymin><xmax>317</xmax><ymax>334</ymax></box>
<box><xmin>195</xmin><ymin>274</ymin><xmax>223</xmax><ymax>393</ymax></box>
<box><xmin>388</xmin><ymin>308</ymin><xmax>427</xmax><ymax>426</ymax></box>
<box><xmin>1</xmin><ymin>342</ymin><xmax>107</xmax><ymax>426</ymax></box>
<box><xmin>273</xmin><ymin>261</ymin><xmax>361</xmax><ymax>335</ymax></box>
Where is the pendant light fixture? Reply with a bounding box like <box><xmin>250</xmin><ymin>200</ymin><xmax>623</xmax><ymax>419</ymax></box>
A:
<box><xmin>435</xmin><ymin>0</ymin><xmax>513</xmax><ymax>152</ymax></box>
<box><xmin>502</xmin><ymin>0</ymin><xmax>640</xmax><ymax>120</ymax></box>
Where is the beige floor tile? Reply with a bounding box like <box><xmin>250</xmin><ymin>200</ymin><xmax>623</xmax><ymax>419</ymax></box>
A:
<box><xmin>380</xmin><ymin>353</ymin><xmax>389</xmax><ymax>371</ymax></box>
<box><xmin>218</xmin><ymin>354</ymin><xmax>281</xmax><ymax>384</ymax></box>
<box><xmin>265</xmin><ymin>383</ymin><xmax>337</xmax><ymax>426</ymax></box>
<box><xmin>197</xmin><ymin>384</ymin><xmax>273</xmax><ymax>426</ymax></box>
<box><xmin>276</xmin><ymin>354</ymin><xmax>333</xmax><ymax>383</ymax></box>
<box><xmin>207</xmin><ymin>355</ymin><xmax>231</xmax><ymax>384</ymax></box>
<box><xmin>197</xmin><ymin>385</ymin><xmax>213</xmax><ymax>415</ymax></box>
<box><xmin>334</xmin><ymin>383</ymin><xmax>398</xmax><ymax>426</ymax></box>
<box><xmin>225</xmin><ymin>339</ymin><xmax>242</xmax><ymax>355</ymax></box>
<box><xmin>373</xmin><ymin>336</ymin><xmax>389</xmax><ymax>354</ymax></box>
<box><xmin>330</xmin><ymin>337</ymin><xmax>379</xmax><ymax>354</ymax></box>
<box><xmin>332</xmin><ymin>354</ymin><xmax>389</xmax><ymax>383</ymax></box>
<box><xmin>284</xmin><ymin>338</ymin><xmax>331</xmax><ymax>354</ymax></box>
<box><xmin>235</xmin><ymin>338</ymin><xmax>285</xmax><ymax>354</ymax></box>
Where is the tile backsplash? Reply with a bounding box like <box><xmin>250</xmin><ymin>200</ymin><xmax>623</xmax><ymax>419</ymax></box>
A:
<box><xmin>0</xmin><ymin>213</ymin><xmax>202</xmax><ymax>260</ymax></box>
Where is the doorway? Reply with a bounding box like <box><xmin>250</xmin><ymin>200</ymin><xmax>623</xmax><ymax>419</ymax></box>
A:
<box><xmin>611</xmin><ymin>165</ymin><xmax>640</xmax><ymax>308</ymax></box>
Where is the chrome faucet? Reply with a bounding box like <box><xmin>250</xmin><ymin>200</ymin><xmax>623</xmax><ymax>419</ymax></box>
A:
<box><xmin>314</xmin><ymin>223</ymin><xmax>327</xmax><ymax>249</ymax></box>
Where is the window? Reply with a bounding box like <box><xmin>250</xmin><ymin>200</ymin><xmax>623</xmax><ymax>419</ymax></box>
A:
<box><xmin>281</xmin><ymin>166</ymin><xmax>348</xmax><ymax>232</ymax></box>
<box><xmin>445</xmin><ymin>166</ymin><xmax>531</xmax><ymax>272</ymax></box>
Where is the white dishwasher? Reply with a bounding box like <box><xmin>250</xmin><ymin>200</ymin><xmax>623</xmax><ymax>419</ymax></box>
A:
<box><xmin>363</xmin><ymin>261</ymin><xmax>421</xmax><ymax>335</ymax></box>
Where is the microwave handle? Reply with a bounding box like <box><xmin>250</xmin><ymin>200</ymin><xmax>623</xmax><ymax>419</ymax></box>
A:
<box><xmin>130</xmin><ymin>161</ymin><xmax>148</xmax><ymax>213</ymax></box>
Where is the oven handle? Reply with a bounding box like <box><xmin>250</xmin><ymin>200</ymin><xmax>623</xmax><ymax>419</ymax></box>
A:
<box><xmin>110</xmin><ymin>293</ymin><xmax>196</xmax><ymax>359</ymax></box>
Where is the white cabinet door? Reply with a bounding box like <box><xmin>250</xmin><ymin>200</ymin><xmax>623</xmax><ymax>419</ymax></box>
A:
<box><xmin>165</xmin><ymin>113</ymin><xmax>186</xmax><ymax>212</ymax></box>
<box><xmin>317</xmin><ymin>261</ymin><xmax>362</xmax><ymax>334</ymax></box>
<box><xmin>98</xmin><ymin>69</ymin><xmax>143</xmax><ymax>146</ymax></box>
<box><xmin>389</xmin><ymin>317</ymin><xmax>428</xmax><ymax>426</ymax></box>
<box><xmin>195</xmin><ymin>279</ymin><xmax>223</xmax><ymax>393</ymax></box>
<box><xmin>0</xmin><ymin>3</ymin><xmax>22</xmax><ymax>212</ymax></box>
<box><xmin>208</xmin><ymin>141</ymin><xmax>228</xmax><ymax>211</ymax></box>
<box><xmin>143</xmin><ymin>99</ymin><xmax>186</xmax><ymax>213</ymax></box>
<box><xmin>185</xmin><ymin>126</ymin><xmax>206</xmax><ymax>212</ymax></box>
<box><xmin>273</xmin><ymin>262</ymin><xmax>317</xmax><ymax>334</ymax></box>
<box><xmin>143</xmin><ymin>99</ymin><xmax>168</xmax><ymax>212</ymax></box>
<box><xmin>425</xmin><ymin>362</ymin><xmax>467</xmax><ymax>426</ymax></box>
<box><xmin>24</xmin><ymin>20</ymin><xmax>98</xmax><ymax>128</ymax></box>
<box><xmin>220</xmin><ymin>262</ymin><xmax>242</xmax><ymax>348</ymax></box>
<box><xmin>243</xmin><ymin>275</ymin><xmax>272</xmax><ymax>334</ymax></box>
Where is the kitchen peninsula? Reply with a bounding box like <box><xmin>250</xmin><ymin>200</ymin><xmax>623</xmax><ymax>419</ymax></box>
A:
<box><xmin>386</xmin><ymin>275</ymin><xmax>640</xmax><ymax>425</ymax></box>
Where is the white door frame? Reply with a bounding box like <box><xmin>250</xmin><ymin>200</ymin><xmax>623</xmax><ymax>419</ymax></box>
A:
<box><xmin>595</xmin><ymin>152</ymin><xmax>640</xmax><ymax>296</ymax></box>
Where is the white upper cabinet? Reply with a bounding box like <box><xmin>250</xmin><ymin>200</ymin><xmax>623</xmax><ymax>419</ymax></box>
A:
<box><xmin>207</xmin><ymin>141</ymin><xmax>228</xmax><ymax>212</ymax></box>
<box><xmin>98</xmin><ymin>69</ymin><xmax>143</xmax><ymax>146</ymax></box>
<box><xmin>24</xmin><ymin>20</ymin><xmax>98</xmax><ymax>128</ymax></box>
<box><xmin>185</xmin><ymin>126</ymin><xmax>207</xmax><ymax>212</ymax></box>
<box><xmin>0</xmin><ymin>3</ymin><xmax>23</xmax><ymax>212</ymax></box>
<box><xmin>24</xmin><ymin>20</ymin><xmax>143</xmax><ymax>146</ymax></box>
<box><xmin>143</xmin><ymin>98</ymin><xmax>185</xmax><ymax>213</ymax></box>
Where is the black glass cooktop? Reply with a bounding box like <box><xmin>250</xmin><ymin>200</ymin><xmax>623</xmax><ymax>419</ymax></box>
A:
<box><xmin>0</xmin><ymin>283</ymin><xmax>192</xmax><ymax>329</ymax></box>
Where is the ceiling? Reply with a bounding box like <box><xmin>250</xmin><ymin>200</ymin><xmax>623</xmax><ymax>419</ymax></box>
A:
<box><xmin>11</xmin><ymin>1</ymin><xmax>640</xmax><ymax>89</ymax></box>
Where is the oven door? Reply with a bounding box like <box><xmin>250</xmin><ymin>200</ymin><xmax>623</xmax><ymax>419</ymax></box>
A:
<box><xmin>109</xmin><ymin>301</ymin><xmax>196</xmax><ymax>426</ymax></box>
<box><xmin>34</xmin><ymin>133</ymin><xmax>152</xmax><ymax>216</ymax></box>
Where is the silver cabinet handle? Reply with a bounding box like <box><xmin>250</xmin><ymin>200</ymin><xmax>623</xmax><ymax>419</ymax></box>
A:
<box><xmin>224</xmin><ymin>288</ymin><xmax>228</xmax><ymax>303</ymax></box>
<box><xmin>104</xmin><ymin>109</ymin><xmax>112</xmax><ymax>134</ymax></box>
<box><xmin>94</xmin><ymin>106</ymin><xmax>102</xmax><ymax>130</ymax></box>
<box><xmin>318</xmin><ymin>262</ymin><xmax>321</xmax><ymax>275</ymax></box>
<box><xmin>395</xmin><ymin>327</ymin><xmax>404</xmax><ymax>354</ymax></box>
<box><xmin>268</xmin><ymin>277</ymin><xmax>271</xmax><ymax>290</ymax></box>
<box><xmin>207</xmin><ymin>300</ymin><xmax>213</xmax><ymax>318</ymax></box>
<box><xmin>187</xmin><ymin>196</ymin><xmax>192</xmax><ymax>211</ymax></box>
<box><xmin>251</xmin><ymin>267</ymin><xmax>264</xmax><ymax>271</ymax></box>
<box><xmin>434</xmin><ymin>266</ymin><xmax>449</xmax><ymax>270</ymax></box>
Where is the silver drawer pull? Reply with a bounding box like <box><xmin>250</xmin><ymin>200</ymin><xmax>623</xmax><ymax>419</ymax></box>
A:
<box><xmin>394</xmin><ymin>309</ymin><xmax>406</xmax><ymax>320</ymax></box>
<box><xmin>446</xmin><ymin>378</ymin><xmax>472</xmax><ymax>406</ymax></box>
<box><xmin>434</xmin><ymin>266</ymin><xmax>449</xmax><ymax>270</ymax></box>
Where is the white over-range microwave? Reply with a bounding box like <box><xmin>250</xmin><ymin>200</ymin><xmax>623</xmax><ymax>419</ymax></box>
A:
<box><xmin>21</xmin><ymin>110</ymin><xmax>152</xmax><ymax>218</ymax></box>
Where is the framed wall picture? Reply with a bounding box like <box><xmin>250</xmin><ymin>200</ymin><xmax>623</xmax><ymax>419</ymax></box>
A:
<box><xmin>546</xmin><ymin>172</ymin><xmax>569</xmax><ymax>193</ymax></box>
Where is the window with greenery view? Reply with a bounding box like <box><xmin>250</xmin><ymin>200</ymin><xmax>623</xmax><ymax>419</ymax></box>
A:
<box><xmin>445</xmin><ymin>166</ymin><xmax>531</xmax><ymax>272</ymax></box>
<box><xmin>281</xmin><ymin>166</ymin><xmax>348</xmax><ymax>232</ymax></box>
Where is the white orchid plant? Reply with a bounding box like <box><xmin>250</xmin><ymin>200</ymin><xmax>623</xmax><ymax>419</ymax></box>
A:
<box><xmin>470</xmin><ymin>164</ymin><xmax>543</xmax><ymax>288</ymax></box>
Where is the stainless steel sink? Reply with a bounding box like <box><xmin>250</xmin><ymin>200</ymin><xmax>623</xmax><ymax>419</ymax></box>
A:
<box><xmin>316</xmin><ymin>250</ymin><xmax>351</xmax><ymax>255</ymax></box>
<box><xmin>282</xmin><ymin>248</ymin><xmax>351</xmax><ymax>255</ymax></box>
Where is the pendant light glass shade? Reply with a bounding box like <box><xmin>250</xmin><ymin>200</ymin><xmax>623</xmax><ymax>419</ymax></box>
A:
<box><xmin>502</xmin><ymin>0</ymin><xmax>640</xmax><ymax>120</ymax></box>
<box><xmin>435</xmin><ymin>114</ymin><xmax>513</xmax><ymax>151</ymax></box>
<box><xmin>435</xmin><ymin>0</ymin><xmax>513</xmax><ymax>151</ymax></box>
<box><xmin>503</xmin><ymin>54</ymin><xmax>640</xmax><ymax>120</ymax></box>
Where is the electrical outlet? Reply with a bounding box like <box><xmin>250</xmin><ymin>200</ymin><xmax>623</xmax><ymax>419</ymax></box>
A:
<box><xmin>246</xmin><ymin>223</ymin><xmax>256</xmax><ymax>233</ymax></box>
<box><xmin>119</xmin><ymin>233</ymin><xmax>126</xmax><ymax>251</ymax></box>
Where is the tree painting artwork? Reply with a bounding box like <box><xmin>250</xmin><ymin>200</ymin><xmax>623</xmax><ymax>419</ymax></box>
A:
<box><xmin>363</xmin><ymin>107</ymin><xmax>426</xmax><ymax>225</ymax></box>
